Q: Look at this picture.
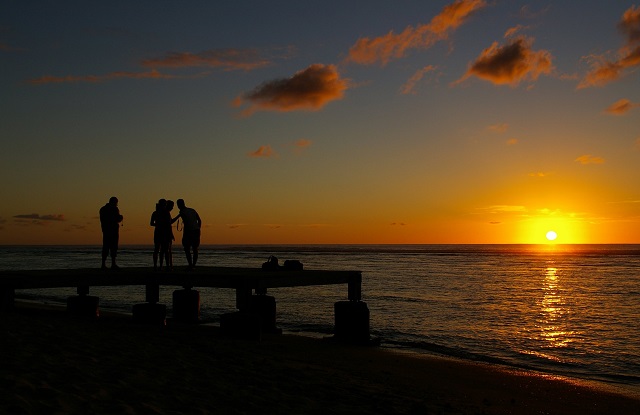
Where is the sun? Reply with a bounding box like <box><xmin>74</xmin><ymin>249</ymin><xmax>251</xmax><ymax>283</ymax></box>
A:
<box><xmin>546</xmin><ymin>230</ymin><xmax>558</xmax><ymax>241</ymax></box>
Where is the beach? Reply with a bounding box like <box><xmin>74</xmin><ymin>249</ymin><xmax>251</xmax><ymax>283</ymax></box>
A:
<box><xmin>2</xmin><ymin>302</ymin><xmax>638</xmax><ymax>415</ymax></box>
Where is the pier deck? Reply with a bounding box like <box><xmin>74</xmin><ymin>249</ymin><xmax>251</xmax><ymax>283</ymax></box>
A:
<box><xmin>0</xmin><ymin>266</ymin><xmax>362</xmax><ymax>312</ymax></box>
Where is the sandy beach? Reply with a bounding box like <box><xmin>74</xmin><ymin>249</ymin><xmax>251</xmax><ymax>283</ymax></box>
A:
<box><xmin>2</xmin><ymin>302</ymin><xmax>638</xmax><ymax>415</ymax></box>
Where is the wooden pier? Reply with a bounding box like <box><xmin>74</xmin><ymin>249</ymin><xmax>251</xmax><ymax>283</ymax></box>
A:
<box><xmin>0</xmin><ymin>267</ymin><xmax>370</xmax><ymax>342</ymax></box>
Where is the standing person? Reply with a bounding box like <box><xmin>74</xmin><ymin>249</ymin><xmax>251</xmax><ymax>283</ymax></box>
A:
<box><xmin>150</xmin><ymin>199</ymin><xmax>171</xmax><ymax>271</ymax></box>
<box><xmin>100</xmin><ymin>196</ymin><xmax>123</xmax><ymax>269</ymax></box>
<box><xmin>166</xmin><ymin>200</ymin><xmax>176</xmax><ymax>269</ymax></box>
<box><xmin>175</xmin><ymin>199</ymin><xmax>201</xmax><ymax>269</ymax></box>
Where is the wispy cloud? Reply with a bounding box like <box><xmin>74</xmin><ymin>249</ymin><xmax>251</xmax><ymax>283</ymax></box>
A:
<box><xmin>487</xmin><ymin>123</ymin><xmax>508</xmax><ymax>133</ymax></box>
<box><xmin>346</xmin><ymin>0</ymin><xmax>486</xmax><ymax>66</ymax></box>
<box><xmin>14</xmin><ymin>214</ymin><xmax>65</xmax><ymax>225</ymax></box>
<box><xmin>604</xmin><ymin>98</ymin><xmax>640</xmax><ymax>115</ymax></box>
<box><xmin>400</xmin><ymin>65</ymin><xmax>437</xmax><ymax>94</ymax></box>
<box><xmin>26</xmin><ymin>69</ymin><xmax>183</xmax><ymax>85</ymax></box>
<box><xmin>247</xmin><ymin>145</ymin><xmax>276</xmax><ymax>158</ymax></box>
<box><xmin>294</xmin><ymin>138</ymin><xmax>312</xmax><ymax>149</ymax></box>
<box><xmin>506</xmin><ymin>138</ymin><xmax>518</xmax><ymax>145</ymax></box>
<box><xmin>475</xmin><ymin>205</ymin><xmax>526</xmax><ymax>214</ymax></box>
<box><xmin>454</xmin><ymin>36</ymin><xmax>554</xmax><ymax>86</ymax></box>
<box><xmin>579</xmin><ymin>5</ymin><xmax>640</xmax><ymax>88</ymax></box>
<box><xmin>233</xmin><ymin>64</ymin><xmax>348</xmax><ymax>116</ymax></box>
<box><xmin>141</xmin><ymin>48</ymin><xmax>271</xmax><ymax>71</ymax></box>
<box><xmin>27</xmin><ymin>46</ymin><xmax>284</xmax><ymax>85</ymax></box>
<box><xmin>575</xmin><ymin>154</ymin><xmax>605</xmax><ymax>165</ymax></box>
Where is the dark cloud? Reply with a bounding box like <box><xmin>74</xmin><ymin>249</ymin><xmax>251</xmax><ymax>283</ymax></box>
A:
<box><xmin>14</xmin><ymin>214</ymin><xmax>64</xmax><ymax>221</ymax></box>
<box><xmin>142</xmin><ymin>48</ymin><xmax>271</xmax><ymax>71</ymax></box>
<box><xmin>580</xmin><ymin>6</ymin><xmax>640</xmax><ymax>88</ymax></box>
<box><xmin>26</xmin><ymin>69</ymin><xmax>181</xmax><ymax>85</ymax></box>
<box><xmin>455</xmin><ymin>37</ymin><xmax>553</xmax><ymax>86</ymax></box>
<box><xmin>604</xmin><ymin>98</ymin><xmax>639</xmax><ymax>115</ymax></box>
<box><xmin>247</xmin><ymin>145</ymin><xmax>276</xmax><ymax>158</ymax></box>
<box><xmin>347</xmin><ymin>0</ymin><xmax>486</xmax><ymax>65</ymax></box>
<box><xmin>233</xmin><ymin>64</ymin><xmax>348</xmax><ymax>116</ymax></box>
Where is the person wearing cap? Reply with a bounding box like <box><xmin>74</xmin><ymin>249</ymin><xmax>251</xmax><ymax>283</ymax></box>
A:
<box><xmin>99</xmin><ymin>196</ymin><xmax>123</xmax><ymax>269</ymax></box>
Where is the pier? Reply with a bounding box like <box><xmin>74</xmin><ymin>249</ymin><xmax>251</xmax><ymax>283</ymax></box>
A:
<box><xmin>0</xmin><ymin>267</ymin><xmax>369</xmax><ymax>342</ymax></box>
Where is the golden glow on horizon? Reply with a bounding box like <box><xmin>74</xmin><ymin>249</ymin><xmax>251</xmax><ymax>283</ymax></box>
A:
<box><xmin>546</xmin><ymin>230</ymin><xmax>558</xmax><ymax>241</ymax></box>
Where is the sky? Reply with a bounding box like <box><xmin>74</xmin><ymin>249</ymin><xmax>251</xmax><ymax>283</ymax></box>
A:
<box><xmin>1</xmin><ymin>0</ymin><xmax>639</xmax><ymax>245</ymax></box>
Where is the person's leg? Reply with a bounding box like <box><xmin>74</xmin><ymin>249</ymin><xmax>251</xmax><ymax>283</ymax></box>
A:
<box><xmin>101</xmin><ymin>235</ymin><xmax>108</xmax><ymax>269</ymax></box>
<box><xmin>153</xmin><ymin>242</ymin><xmax>160</xmax><ymax>269</ymax></box>
<box><xmin>110</xmin><ymin>233</ymin><xmax>119</xmax><ymax>268</ymax></box>
<box><xmin>192</xmin><ymin>231</ymin><xmax>200</xmax><ymax>267</ymax></box>
<box><xmin>182</xmin><ymin>236</ymin><xmax>193</xmax><ymax>267</ymax></box>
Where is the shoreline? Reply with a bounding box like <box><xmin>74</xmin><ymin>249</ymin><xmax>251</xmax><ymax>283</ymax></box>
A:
<box><xmin>2</xmin><ymin>302</ymin><xmax>639</xmax><ymax>414</ymax></box>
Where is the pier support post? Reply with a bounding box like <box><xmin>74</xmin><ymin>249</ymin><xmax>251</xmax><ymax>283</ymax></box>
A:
<box><xmin>0</xmin><ymin>288</ymin><xmax>15</xmax><ymax>311</ymax></box>
<box><xmin>334</xmin><ymin>300</ymin><xmax>370</xmax><ymax>344</ymax></box>
<box><xmin>172</xmin><ymin>287</ymin><xmax>200</xmax><ymax>323</ymax></box>
<box><xmin>250</xmin><ymin>294</ymin><xmax>280</xmax><ymax>334</ymax></box>
<box><xmin>66</xmin><ymin>286</ymin><xmax>99</xmax><ymax>318</ymax></box>
<box><xmin>132</xmin><ymin>282</ymin><xmax>166</xmax><ymax>325</ymax></box>
<box><xmin>221</xmin><ymin>291</ymin><xmax>280</xmax><ymax>339</ymax></box>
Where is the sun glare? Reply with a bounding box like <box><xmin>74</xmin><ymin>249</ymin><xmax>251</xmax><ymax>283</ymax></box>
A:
<box><xmin>546</xmin><ymin>230</ymin><xmax>558</xmax><ymax>241</ymax></box>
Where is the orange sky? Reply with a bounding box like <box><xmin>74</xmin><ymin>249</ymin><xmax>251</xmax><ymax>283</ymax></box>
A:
<box><xmin>1</xmin><ymin>1</ymin><xmax>639</xmax><ymax>245</ymax></box>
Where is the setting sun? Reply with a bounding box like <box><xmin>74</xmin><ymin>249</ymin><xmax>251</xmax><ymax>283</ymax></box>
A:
<box><xmin>546</xmin><ymin>230</ymin><xmax>558</xmax><ymax>241</ymax></box>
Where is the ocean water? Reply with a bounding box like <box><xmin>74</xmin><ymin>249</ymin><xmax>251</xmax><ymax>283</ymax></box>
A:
<box><xmin>1</xmin><ymin>244</ymin><xmax>639</xmax><ymax>397</ymax></box>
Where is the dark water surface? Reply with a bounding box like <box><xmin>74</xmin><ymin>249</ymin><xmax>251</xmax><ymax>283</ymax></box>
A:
<box><xmin>2</xmin><ymin>244</ymin><xmax>639</xmax><ymax>397</ymax></box>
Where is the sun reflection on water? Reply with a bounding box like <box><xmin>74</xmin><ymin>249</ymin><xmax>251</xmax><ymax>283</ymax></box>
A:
<box><xmin>537</xmin><ymin>266</ymin><xmax>574</xmax><ymax>350</ymax></box>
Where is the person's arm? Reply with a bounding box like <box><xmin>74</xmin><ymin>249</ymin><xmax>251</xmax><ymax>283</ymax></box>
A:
<box><xmin>171</xmin><ymin>213</ymin><xmax>181</xmax><ymax>224</ymax></box>
<box><xmin>150</xmin><ymin>212</ymin><xmax>156</xmax><ymax>226</ymax></box>
<box><xmin>196</xmin><ymin>212</ymin><xmax>202</xmax><ymax>228</ymax></box>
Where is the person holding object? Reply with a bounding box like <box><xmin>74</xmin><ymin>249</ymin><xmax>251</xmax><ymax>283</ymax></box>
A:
<box><xmin>100</xmin><ymin>196</ymin><xmax>123</xmax><ymax>269</ymax></box>
<box><xmin>174</xmin><ymin>199</ymin><xmax>201</xmax><ymax>269</ymax></box>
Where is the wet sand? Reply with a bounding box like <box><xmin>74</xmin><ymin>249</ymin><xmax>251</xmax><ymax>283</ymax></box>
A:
<box><xmin>2</xmin><ymin>302</ymin><xmax>638</xmax><ymax>414</ymax></box>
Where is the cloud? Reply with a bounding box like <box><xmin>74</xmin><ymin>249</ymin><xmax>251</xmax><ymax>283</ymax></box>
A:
<box><xmin>575</xmin><ymin>155</ymin><xmax>605</xmax><ymax>165</ymax></box>
<box><xmin>247</xmin><ymin>145</ymin><xmax>276</xmax><ymax>158</ymax></box>
<box><xmin>475</xmin><ymin>205</ymin><xmax>526</xmax><ymax>214</ymax></box>
<box><xmin>517</xmin><ymin>5</ymin><xmax>550</xmax><ymax>20</ymax></box>
<box><xmin>294</xmin><ymin>138</ymin><xmax>312</xmax><ymax>148</ymax></box>
<box><xmin>233</xmin><ymin>64</ymin><xmax>348</xmax><ymax>116</ymax></box>
<box><xmin>506</xmin><ymin>138</ymin><xmax>518</xmax><ymax>145</ymax></box>
<box><xmin>347</xmin><ymin>0</ymin><xmax>487</xmax><ymax>65</ymax></box>
<box><xmin>604</xmin><ymin>98</ymin><xmax>640</xmax><ymax>115</ymax></box>
<box><xmin>13</xmin><ymin>214</ymin><xmax>65</xmax><ymax>224</ymax></box>
<box><xmin>528</xmin><ymin>172</ymin><xmax>549</xmax><ymax>177</ymax></box>
<box><xmin>292</xmin><ymin>139</ymin><xmax>312</xmax><ymax>155</ymax></box>
<box><xmin>141</xmin><ymin>48</ymin><xmax>271</xmax><ymax>71</ymax></box>
<box><xmin>400</xmin><ymin>65</ymin><xmax>437</xmax><ymax>94</ymax></box>
<box><xmin>26</xmin><ymin>69</ymin><xmax>182</xmax><ymax>85</ymax></box>
<box><xmin>487</xmin><ymin>123</ymin><xmax>508</xmax><ymax>133</ymax></box>
<box><xmin>454</xmin><ymin>36</ymin><xmax>554</xmax><ymax>86</ymax></box>
<box><xmin>579</xmin><ymin>6</ymin><xmax>640</xmax><ymax>88</ymax></box>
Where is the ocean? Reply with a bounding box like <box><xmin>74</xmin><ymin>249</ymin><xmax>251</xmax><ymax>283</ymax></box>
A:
<box><xmin>1</xmin><ymin>244</ymin><xmax>639</xmax><ymax>397</ymax></box>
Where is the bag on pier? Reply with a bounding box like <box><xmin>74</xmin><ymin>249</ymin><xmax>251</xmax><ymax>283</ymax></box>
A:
<box><xmin>262</xmin><ymin>255</ymin><xmax>279</xmax><ymax>271</ymax></box>
<box><xmin>283</xmin><ymin>260</ymin><xmax>303</xmax><ymax>271</ymax></box>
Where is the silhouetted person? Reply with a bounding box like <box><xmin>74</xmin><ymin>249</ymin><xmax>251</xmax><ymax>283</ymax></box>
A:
<box><xmin>100</xmin><ymin>196</ymin><xmax>123</xmax><ymax>269</ymax></box>
<box><xmin>166</xmin><ymin>200</ymin><xmax>176</xmax><ymax>269</ymax></box>
<box><xmin>174</xmin><ymin>199</ymin><xmax>201</xmax><ymax>269</ymax></box>
<box><xmin>150</xmin><ymin>199</ymin><xmax>172</xmax><ymax>271</ymax></box>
